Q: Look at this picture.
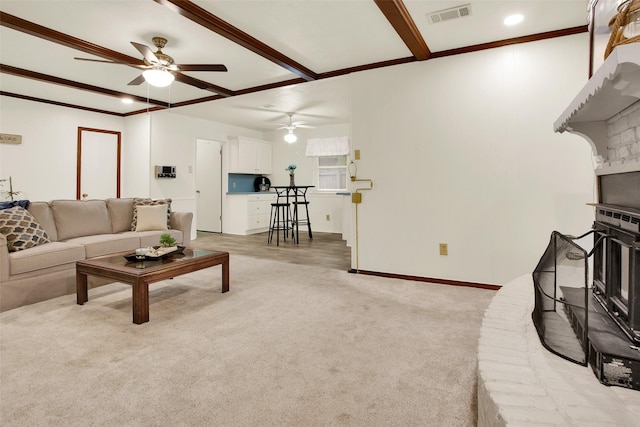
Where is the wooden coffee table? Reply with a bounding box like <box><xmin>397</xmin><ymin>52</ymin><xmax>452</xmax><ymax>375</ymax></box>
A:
<box><xmin>76</xmin><ymin>248</ymin><xmax>229</xmax><ymax>324</ymax></box>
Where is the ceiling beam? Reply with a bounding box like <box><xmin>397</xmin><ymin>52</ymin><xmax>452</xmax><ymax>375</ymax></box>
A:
<box><xmin>172</xmin><ymin>73</ymin><xmax>235</xmax><ymax>96</ymax></box>
<box><xmin>0</xmin><ymin>64</ymin><xmax>169</xmax><ymax>107</ymax></box>
<box><xmin>374</xmin><ymin>0</ymin><xmax>431</xmax><ymax>61</ymax></box>
<box><xmin>0</xmin><ymin>11</ymin><xmax>234</xmax><ymax>96</ymax></box>
<box><xmin>0</xmin><ymin>91</ymin><xmax>125</xmax><ymax>117</ymax></box>
<box><xmin>431</xmin><ymin>25</ymin><xmax>588</xmax><ymax>59</ymax></box>
<box><xmin>153</xmin><ymin>0</ymin><xmax>319</xmax><ymax>81</ymax></box>
<box><xmin>0</xmin><ymin>12</ymin><xmax>139</xmax><ymax>65</ymax></box>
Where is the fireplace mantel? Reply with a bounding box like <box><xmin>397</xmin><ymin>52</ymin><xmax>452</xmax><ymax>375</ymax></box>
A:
<box><xmin>554</xmin><ymin>44</ymin><xmax>640</xmax><ymax>175</ymax></box>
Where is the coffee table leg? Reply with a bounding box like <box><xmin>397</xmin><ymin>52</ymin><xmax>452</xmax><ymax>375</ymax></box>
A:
<box><xmin>222</xmin><ymin>257</ymin><xmax>229</xmax><ymax>293</ymax></box>
<box><xmin>76</xmin><ymin>272</ymin><xmax>88</xmax><ymax>305</ymax></box>
<box><xmin>132</xmin><ymin>279</ymin><xmax>150</xmax><ymax>324</ymax></box>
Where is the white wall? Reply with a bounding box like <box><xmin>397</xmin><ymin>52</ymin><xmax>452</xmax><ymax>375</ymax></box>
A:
<box><xmin>122</xmin><ymin>113</ymin><xmax>151</xmax><ymax>198</ymax></box>
<box><xmin>0</xmin><ymin>97</ymin><xmax>124</xmax><ymax>201</ymax></box>
<box><xmin>349</xmin><ymin>34</ymin><xmax>595</xmax><ymax>285</ymax></box>
<box><xmin>265</xmin><ymin>123</ymin><xmax>351</xmax><ymax>234</ymax></box>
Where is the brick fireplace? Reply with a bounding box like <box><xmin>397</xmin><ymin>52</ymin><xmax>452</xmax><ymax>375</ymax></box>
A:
<box><xmin>478</xmin><ymin>42</ymin><xmax>640</xmax><ymax>427</ymax></box>
<box><xmin>530</xmin><ymin>43</ymin><xmax>640</xmax><ymax>391</ymax></box>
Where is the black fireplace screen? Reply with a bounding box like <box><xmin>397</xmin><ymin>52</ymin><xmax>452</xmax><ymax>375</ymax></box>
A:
<box><xmin>532</xmin><ymin>231</ymin><xmax>603</xmax><ymax>366</ymax></box>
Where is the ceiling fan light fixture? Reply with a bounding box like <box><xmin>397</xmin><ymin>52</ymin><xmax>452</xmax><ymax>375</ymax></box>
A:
<box><xmin>142</xmin><ymin>68</ymin><xmax>174</xmax><ymax>87</ymax></box>
<box><xmin>284</xmin><ymin>131</ymin><xmax>297</xmax><ymax>144</ymax></box>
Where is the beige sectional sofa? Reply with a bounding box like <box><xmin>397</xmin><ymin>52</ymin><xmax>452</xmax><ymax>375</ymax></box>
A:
<box><xmin>0</xmin><ymin>198</ymin><xmax>193</xmax><ymax>312</ymax></box>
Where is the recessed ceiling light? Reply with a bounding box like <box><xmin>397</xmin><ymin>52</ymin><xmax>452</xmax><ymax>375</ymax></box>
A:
<box><xmin>262</xmin><ymin>104</ymin><xmax>274</xmax><ymax>109</ymax></box>
<box><xmin>121</xmin><ymin>98</ymin><xmax>133</xmax><ymax>104</ymax></box>
<box><xmin>504</xmin><ymin>14</ymin><xmax>524</xmax><ymax>26</ymax></box>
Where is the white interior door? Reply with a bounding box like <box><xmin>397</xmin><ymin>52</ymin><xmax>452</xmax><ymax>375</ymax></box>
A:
<box><xmin>196</xmin><ymin>139</ymin><xmax>222</xmax><ymax>232</ymax></box>
<box><xmin>78</xmin><ymin>128</ymin><xmax>120</xmax><ymax>199</ymax></box>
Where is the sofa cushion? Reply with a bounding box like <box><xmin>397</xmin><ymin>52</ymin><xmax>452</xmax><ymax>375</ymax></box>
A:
<box><xmin>52</xmin><ymin>200</ymin><xmax>112</xmax><ymax>241</ymax></box>
<box><xmin>131</xmin><ymin>198</ymin><xmax>171</xmax><ymax>231</ymax></box>
<box><xmin>135</xmin><ymin>204</ymin><xmax>168</xmax><ymax>231</ymax></box>
<box><xmin>107</xmin><ymin>198</ymin><xmax>134</xmax><ymax>233</ymax></box>
<box><xmin>0</xmin><ymin>206</ymin><xmax>50</xmax><ymax>252</ymax></box>
<box><xmin>9</xmin><ymin>241</ymin><xmax>85</xmax><ymax>275</ymax></box>
<box><xmin>28</xmin><ymin>202</ymin><xmax>58</xmax><ymax>241</ymax></box>
<box><xmin>65</xmin><ymin>234</ymin><xmax>140</xmax><ymax>258</ymax></box>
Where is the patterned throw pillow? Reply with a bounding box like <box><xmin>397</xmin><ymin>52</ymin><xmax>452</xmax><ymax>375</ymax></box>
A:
<box><xmin>130</xmin><ymin>198</ymin><xmax>172</xmax><ymax>231</ymax></box>
<box><xmin>0</xmin><ymin>206</ymin><xmax>50</xmax><ymax>252</ymax></box>
<box><xmin>0</xmin><ymin>200</ymin><xmax>30</xmax><ymax>210</ymax></box>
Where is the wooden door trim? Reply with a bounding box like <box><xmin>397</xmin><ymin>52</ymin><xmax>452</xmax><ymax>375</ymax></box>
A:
<box><xmin>77</xmin><ymin>127</ymin><xmax>121</xmax><ymax>200</ymax></box>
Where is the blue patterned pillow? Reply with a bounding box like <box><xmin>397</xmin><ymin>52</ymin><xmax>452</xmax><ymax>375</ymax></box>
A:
<box><xmin>0</xmin><ymin>206</ymin><xmax>49</xmax><ymax>252</ymax></box>
<box><xmin>0</xmin><ymin>200</ymin><xmax>30</xmax><ymax>210</ymax></box>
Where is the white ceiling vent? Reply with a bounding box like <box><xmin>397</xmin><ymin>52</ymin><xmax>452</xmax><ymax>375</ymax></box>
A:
<box><xmin>427</xmin><ymin>4</ymin><xmax>472</xmax><ymax>24</ymax></box>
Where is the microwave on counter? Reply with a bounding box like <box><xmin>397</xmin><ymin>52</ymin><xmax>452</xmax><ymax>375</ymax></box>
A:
<box><xmin>155</xmin><ymin>165</ymin><xmax>176</xmax><ymax>178</ymax></box>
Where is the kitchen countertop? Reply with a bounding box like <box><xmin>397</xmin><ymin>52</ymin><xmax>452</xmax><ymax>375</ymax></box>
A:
<box><xmin>226</xmin><ymin>191</ymin><xmax>276</xmax><ymax>195</ymax></box>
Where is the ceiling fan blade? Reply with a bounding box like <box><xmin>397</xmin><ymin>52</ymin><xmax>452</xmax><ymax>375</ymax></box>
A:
<box><xmin>127</xmin><ymin>74</ymin><xmax>146</xmax><ymax>86</ymax></box>
<box><xmin>178</xmin><ymin>64</ymin><xmax>228</xmax><ymax>72</ymax></box>
<box><xmin>131</xmin><ymin>41</ymin><xmax>159</xmax><ymax>63</ymax></box>
<box><xmin>74</xmin><ymin>57</ymin><xmax>146</xmax><ymax>67</ymax></box>
<box><xmin>295</xmin><ymin>124</ymin><xmax>315</xmax><ymax>129</ymax></box>
<box><xmin>275</xmin><ymin>126</ymin><xmax>288</xmax><ymax>130</ymax></box>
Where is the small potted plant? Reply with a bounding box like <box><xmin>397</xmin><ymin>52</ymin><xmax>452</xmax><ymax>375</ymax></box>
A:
<box><xmin>159</xmin><ymin>233</ymin><xmax>176</xmax><ymax>248</ymax></box>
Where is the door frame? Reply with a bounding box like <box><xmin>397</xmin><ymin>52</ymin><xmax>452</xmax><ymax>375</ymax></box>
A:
<box><xmin>77</xmin><ymin>127</ymin><xmax>121</xmax><ymax>200</ymax></box>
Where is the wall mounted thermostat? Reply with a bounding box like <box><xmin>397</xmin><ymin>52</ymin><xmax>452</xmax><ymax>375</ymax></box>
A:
<box><xmin>155</xmin><ymin>165</ymin><xmax>176</xmax><ymax>178</ymax></box>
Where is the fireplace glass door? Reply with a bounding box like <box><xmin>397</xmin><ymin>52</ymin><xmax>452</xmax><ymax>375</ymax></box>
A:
<box><xmin>610</xmin><ymin>237</ymin><xmax>631</xmax><ymax>316</ymax></box>
<box><xmin>594</xmin><ymin>223</ymin><xmax>640</xmax><ymax>342</ymax></box>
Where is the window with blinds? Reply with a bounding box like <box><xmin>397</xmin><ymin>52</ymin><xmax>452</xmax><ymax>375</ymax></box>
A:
<box><xmin>317</xmin><ymin>155</ymin><xmax>348</xmax><ymax>191</ymax></box>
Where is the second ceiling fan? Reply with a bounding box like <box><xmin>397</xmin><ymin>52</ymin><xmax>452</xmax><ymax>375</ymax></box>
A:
<box><xmin>276</xmin><ymin>113</ymin><xmax>314</xmax><ymax>143</ymax></box>
<box><xmin>75</xmin><ymin>37</ymin><xmax>227</xmax><ymax>88</ymax></box>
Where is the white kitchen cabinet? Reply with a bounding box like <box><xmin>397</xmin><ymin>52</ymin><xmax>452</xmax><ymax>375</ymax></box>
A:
<box><xmin>227</xmin><ymin>136</ymin><xmax>272</xmax><ymax>174</ymax></box>
<box><xmin>224</xmin><ymin>193</ymin><xmax>277</xmax><ymax>235</ymax></box>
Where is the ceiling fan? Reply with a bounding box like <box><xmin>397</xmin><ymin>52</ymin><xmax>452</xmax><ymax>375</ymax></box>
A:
<box><xmin>276</xmin><ymin>113</ymin><xmax>314</xmax><ymax>143</ymax></box>
<box><xmin>74</xmin><ymin>37</ymin><xmax>227</xmax><ymax>87</ymax></box>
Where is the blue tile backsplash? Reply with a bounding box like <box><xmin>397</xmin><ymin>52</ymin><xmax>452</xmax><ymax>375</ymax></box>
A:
<box><xmin>228</xmin><ymin>173</ymin><xmax>261</xmax><ymax>192</ymax></box>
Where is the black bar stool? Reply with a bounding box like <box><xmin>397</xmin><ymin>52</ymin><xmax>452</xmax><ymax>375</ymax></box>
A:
<box><xmin>292</xmin><ymin>200</ymin><xmax>312</xmax><ymax>240</ymax></box>
<box><xmin>268</xmin><ymin>202</ymin><xmax>292</xmax><ymax>246</ymax></box>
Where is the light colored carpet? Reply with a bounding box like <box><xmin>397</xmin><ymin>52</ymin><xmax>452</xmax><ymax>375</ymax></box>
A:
<box><xmin>0</xmin><ymin>255</ymin><xmax>495</xmax><ymax>426</ymax></box>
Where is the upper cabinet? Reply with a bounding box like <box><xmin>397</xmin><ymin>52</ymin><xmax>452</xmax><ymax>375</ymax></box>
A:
<box><xmin>227</xmin><ymin>136</ymin><xmax>273</xmax><ymax>174</ymax></box>
<box><xmin>554</xmin><ymin>44</ymin><xmax>640</xmax><ymax>175</ymax></box>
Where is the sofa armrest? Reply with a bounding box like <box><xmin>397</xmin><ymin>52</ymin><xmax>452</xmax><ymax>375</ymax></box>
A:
<box><xmin>0</xmin><ymin>233</ymin><xmax>9</xmax><ymax>282</ymax></box>
<box><xmin>170</xmin><ymin>211</ymin><xmax>193</xmax><ymax>248</ymax></box>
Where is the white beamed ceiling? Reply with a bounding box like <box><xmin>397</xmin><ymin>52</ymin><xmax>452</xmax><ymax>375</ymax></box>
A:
<box><xmin>0</xmin><ymin>0</ymin><xmax>590</xmax><ymax>131</ymax></box>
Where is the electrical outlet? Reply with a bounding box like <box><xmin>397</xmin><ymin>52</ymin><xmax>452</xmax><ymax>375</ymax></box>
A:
<box><xmin>439</xmin><ymin>243</ymin><xmax>448</xmax><ymax>256</ymax></box>
<box><xmin>326</xmin><ymin>214</ymin><xmax>331</xmax><ymax>221</ymax></box>
<box><xmin>354</xmin><ymin>149</ymin><xmax>361</xmax><ymax>160</ymax></box>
